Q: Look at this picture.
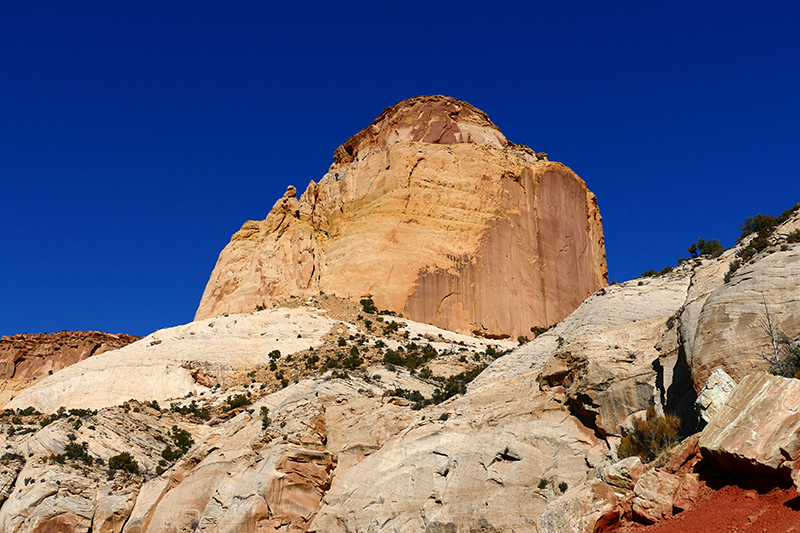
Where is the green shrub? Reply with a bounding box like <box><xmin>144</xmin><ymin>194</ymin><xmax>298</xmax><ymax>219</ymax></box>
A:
<box><xmin>723</xmin><ymin>259</ymin><xmax>741</xmax><ymax>284</ymax></box>
<box><xmin>738</xmin><ymin>213</ymin><xmax>779</xmax><ymax>242</ymax></box>
<box><xmin>787</xmin><ymin>230</ymin><xmax>800</xmax><ymax>244</ymax></box>
<box><xmin>172</xmin><ymin>426</ymin><xmax>194</xmax><ymax>453</ymax></box>
<box><xmin>261</xmin><ymin>406</ymin><xmax>271</xmax><ymax>429</ymax></box>
<box><xmin>687</xmin><ymin>238</ymin><xmax>723</xmax><ymax>258</ymax></box>
<box><xmin>617</xmin><ymin>404</ymin><xmax>681</xmax><ymax>463</ymax></box>
<box><xmin>360</xmin><ymin>298</ymin><xmax>377</xmax><ymax>314</ymax></box>
<box><xmin>558</xmin><ymin>481</ymin><xmax>568</xmax><ymax>493</ymax></box>
<box><xmin>225</xmin><ymin>393</ymin><xmax>252</xmax><ymax>411</ymax></box>
<box><xmin>768</xmin><ymin>343</ymin><xmax>800</xmax><ymax>378</ymax></box>
<box><xmin>538</xmin><ymin>478</ymin><xmax>547</xmax><ymax>489</ymax></box>
<box><xmin>108</xmin><ymin>452</ymin><xmax>138</xmax><ymax>474</ymax></box>
<box><xmin>64</xmin><ymin>441</ymin><xmax>93</xmax><ymax>465</ymax></box>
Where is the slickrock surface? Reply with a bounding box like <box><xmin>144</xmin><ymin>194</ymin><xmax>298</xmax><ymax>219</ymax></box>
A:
<box><xmin>689</xmin><ymin>244</ymin><xmax>800</xmax><ymax>391</ymax></box>
<box><xmin>0</xmin><ymin>331</ymin><xmax>139</xmax><ymax>406</ymax></box>
<box><xmin>6</xmin><ymin>308</ymin><xmax>337</xmax><ymax>412</ymax></box>
<box><xmin>196</xmin><ymin>95</ymin><xmax>607</xmax><ymax>338</ymax></box>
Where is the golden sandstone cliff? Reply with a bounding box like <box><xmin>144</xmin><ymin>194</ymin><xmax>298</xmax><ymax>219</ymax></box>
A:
<box><xmin>196</xmin><ymin>96</ymin><xmax>608</xmax><ymax>337</ymax></box>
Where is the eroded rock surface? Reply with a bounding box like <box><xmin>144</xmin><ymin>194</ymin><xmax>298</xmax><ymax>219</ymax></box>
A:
<box><xmin>0</xmin><ymin>331</ymin><xmax>139</xmax><ymax>407</ymax></box>
<box><xmin>699</xmin><ymin>372</ymin><xmax>800</xmax><ymax>480</ymax></box>
<box><xmin>196</xmin><ymin>95</ymin><xmax>608</xmax><ymax>338</ymax></box>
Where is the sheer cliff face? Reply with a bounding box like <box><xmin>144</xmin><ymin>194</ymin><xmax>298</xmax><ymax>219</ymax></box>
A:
<box><xmin>196</xmin><ymin>96</ymin><xmax>607</xmax><ymax>337</ymax></box>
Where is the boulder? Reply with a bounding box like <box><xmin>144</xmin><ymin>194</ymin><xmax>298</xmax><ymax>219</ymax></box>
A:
<box><xmin>695</xmin><ymin>368</ymin><xmax>737</xmax><ymax>424</ymax></box>
<box><xmin>537</xmin><ymin>480</ymin><xmax>620</xmax><ymax>533</ymax></box>
<box><xmin>631</xmin><ymin>469</ymin><xmax>680</xmax><ymax>523</ymax></box>
<box><xmin>699</xmin><ymin>372</ymin><xmax>800</xmax><ymax>480</ymax></box>
<box><xmin>196</xmin><ymin>95</ymin><xmax>607</xmax><ymax>338</ymax></box>
<box><xmin>602</xmin><ymin>456</ymin><xmax>645</xmax><ymax>497</ymax></box>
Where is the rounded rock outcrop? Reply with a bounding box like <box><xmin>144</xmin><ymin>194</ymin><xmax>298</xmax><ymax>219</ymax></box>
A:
<box><xmin>196</xmin><ymin>96</ymin><xmax>608</xmax><ymax>338</ymax></box>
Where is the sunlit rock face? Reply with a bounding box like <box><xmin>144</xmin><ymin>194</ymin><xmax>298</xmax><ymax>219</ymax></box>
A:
<box><xmin>196</xmin><ymin>95</ymin><xmax>608</xmax><ymax>337</ymax></box>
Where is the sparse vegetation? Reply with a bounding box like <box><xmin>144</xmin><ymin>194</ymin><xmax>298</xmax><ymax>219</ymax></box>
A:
<box><xmin>723</xmin><ymin>259</ymin><xmax>741</xmax><ymax>284</ymax></box>
<box><xmin>768</xmin><ymin>343</ymin><xmax>800</xmax><ymax>379</ymax></box>
<box><xmin>64</xmin><ymin>441</ymin><xmax>93</xmax><ymax>465</ymax></box>
<box><xmin>687</xmin><ymin>238</ymin><xmax>723</xmax><ymax>258</ymax></box>
<box><xmin>617</xmin><ymin>404</ymin><xmax>681</xmax><ymax>463</ymax></box>
<box><xmin>530</xmin><ymin>325</ymin><xmax>552</xmax><ymax>337</ymax></box>
<box><xmin>170</xmin><ymin>400</ymin><xmax>210</xmax><ymax>420</ymax></box>
<box><xmin>360</xmin><ymin>298</ymin><xmax>377</xmax><ymax>314</ymax></box>
<box><xmin>224</xmin><ymin>393</ymin><xmax>252</xmax><ymax>411</ymax></box>
<box><xmin>261</xmin><ymin>406</ymin><xmax>271</xmax><ymax>429</ymax></box>
<box><xmin>108</xmin><ymin>451</ymin><xmax>138</xmax><ymax>474</ymax></box>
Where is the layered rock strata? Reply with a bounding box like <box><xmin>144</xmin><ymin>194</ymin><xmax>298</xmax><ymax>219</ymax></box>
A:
<box><xmin>196</xmin><ymin>95</ymin><xmax>608</xmax><ymax>338</ymax></box>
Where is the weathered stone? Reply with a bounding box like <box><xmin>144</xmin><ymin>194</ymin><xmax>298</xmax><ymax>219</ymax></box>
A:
<box><xmin>538</xmin><ymin>480</ymin><xmax>620</xmax><ymax>533</ymax></box>
<box><xmin>631</xmin><ymin>469</ymin><xmax>680</xmax><ymax>523</ymax></box>
<box><xmin>0</xmin><ymin>331</ymin><xmax>138</xmax><ymax>407</ymax></box>
<box><xmin>602</xmin><ymin>456</ymin><xmax>645</xmax><ymax>497</ymax></box>
<box><xmin>672</xmin><ymin>472</ymin><xmax>701</xmax><ymax>513</ymax></box>
<box><xmin>699</xmin><ymin>372</ymin><xmax>800</xmax><ymax>479</ymax></box>
<box><xmin>196</xmin><ymin>96</ymin><xmax>607</xmax><ymax>338</ymax></box>
<box><xmin>690</xmin><ymin>244</ymin><xmax>800</xmax><ymax>392</ymax></box>
<box><xmin>309</xmin><ymin>374</ymin><xmax>609</xmax><ymax>533</ymax></box>
<box><xmin>695</xmin><ymin>368</ymin><xmax>737</xmax><ymax>424</ymax></box>
<box><xmin>6</xmin><ymin>308</ymin><xmax>336</xmax><ymax>412</ymax></box>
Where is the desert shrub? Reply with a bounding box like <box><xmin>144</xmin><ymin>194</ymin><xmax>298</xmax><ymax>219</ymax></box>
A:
<box><xmin>723</xmin><ymin>259</ymin><xmax>741</xmax><ymax>284</ymax></box>
<box><xmin>341</xmin><ymin>354</ymin><xmax>363</xmax><ymax>370</ymax></box>
<box><xmin>260</xmin><ymin>406</ymin><xmax>271</xmax><ymax>429</ymax></box>
<box><xmin>558</xmin><ymin>481</ymin><xmax>568</xmax><ymax>493</ymax></box>
<box><xmin>687</xmin><ymin>238</ymin><xmax>723</xmax><ymax>258</ymax></box>
<box><xmin>617</xmin><ymin>404</ymin><xmax>681</xmax><ymax>463</ymax></box>
<box><xmin>225</xmin><ymin>393</ymin><xmax>252</xmax><ymax>411</ymax></box>
<box><xmin>172</xmin><ymin>426</ymin><xmax>194</xmax><ymax>453</ymax></box>
<box><xmin>768</xmin><ymin>343</ymin><xmax>800</xmax><ymax>378</ymax></box>
<box><xmin>161</xmin><ymin>445</ymin><xmax>181</xmax><ymax>462</ymax></box>
<box><xmin>170</xmin><ymin>400</ymin><xmax>210</xmax><ymax>420</ymax></box>
<box><xmin>17</xmin><ymin>407</ymin><xmax>39</xmax><ymax>417</ymax></box>
<box><xmin>360</xmin><ymin>298</ymin><xmax>377</xmax><ymax>314</ymax></box>
<box><xmin>382</xmin><ymin>321</ymin><xmax>401</xmax><ymax>335</ymax></box>
<box><xmin>538</xmin><ymin>478</ymin><xmax>548</xmax><ymax>489</ymax></box>
<box><xmin>787</xmin><ymin>229</ymin><xmax>800</xmax><ymax>244</ymax></box>
<box><xmin>738</xmin><ymin>213</ymin><xmax>778</xmax><ymax>242</ymax></box>
<box><xmin>64</xmin><ymin>441</ymin><xmax>93</xmax><ymax>465</ymax></box>
<box><xmin>305</xmin><ymin>354</ymin><xmax>319</xmax><ymax>368</ymax></box>
<box><xmin>530</xmin><ymin>325</ymin><xmax>552</xmax><ymax>337</ymax></box>
<box><xmin>268</xmin><ymin>350</ymin><xmax>281</xmax><ymax>360</ymax></box>
<box><xmin>517</xmin><ymin>336</ymin><xmax>529</xmax><ymax>345</ymax></box>
<box><xmin>108</xmin><ymin>452</ymin><xmax>138</xmax><ymax>474</ymax></box>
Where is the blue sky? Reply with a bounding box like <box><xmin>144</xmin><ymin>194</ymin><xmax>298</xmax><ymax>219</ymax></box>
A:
<box><xmin>2</xmin><ymin>1</ymin><xmax>799</xmax><ymax>337</ymax></box>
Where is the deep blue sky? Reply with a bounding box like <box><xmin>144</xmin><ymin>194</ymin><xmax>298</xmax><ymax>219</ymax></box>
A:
<box><xmin>2</xmin><ymin>2</ymin><xmax>798</xmax><ymax>337</ymax></box>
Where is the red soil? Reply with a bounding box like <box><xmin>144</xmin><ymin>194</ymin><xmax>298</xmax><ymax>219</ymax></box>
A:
<box><xmin>609</xmin><ymin>476</ymin><xmax>800</xmax><ymax>533</ymax></box>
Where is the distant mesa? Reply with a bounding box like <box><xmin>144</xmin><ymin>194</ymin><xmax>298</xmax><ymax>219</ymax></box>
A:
<box><xmin>196</xmin><ymin>95</ymin><xmax>608</xmax><ymax>337</ymax></box>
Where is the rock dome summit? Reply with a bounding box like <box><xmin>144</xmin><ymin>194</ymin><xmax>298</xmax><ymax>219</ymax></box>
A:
<box><xmin>196</xmin><ymin>95</ymin><xmax>608</xmax><ymax>337</ymax></box>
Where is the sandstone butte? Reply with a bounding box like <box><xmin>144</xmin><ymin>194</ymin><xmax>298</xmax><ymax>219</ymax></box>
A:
<box><xmin>195</xmin><ymin>95</ymin><xmax>608</xmax><ymax>338</ymax></box>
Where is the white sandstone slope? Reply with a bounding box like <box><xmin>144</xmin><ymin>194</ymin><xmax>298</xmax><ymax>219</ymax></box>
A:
<box><xmin>7</xmin><ymin>307</ymin><xmax>336</xmax><ymax>412</ymax></box>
